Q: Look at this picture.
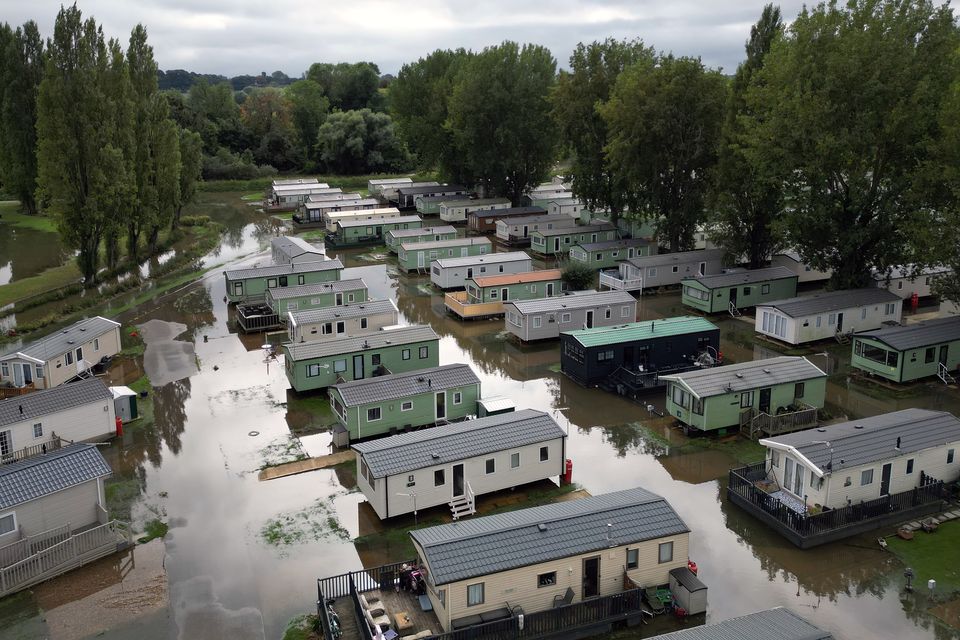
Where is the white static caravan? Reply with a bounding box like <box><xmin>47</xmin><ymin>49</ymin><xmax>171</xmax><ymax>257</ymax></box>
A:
<box><xmin>604</xmin><ymin>249</ymin><xmax>726</xmax><ymax>292</ymax></box>
<box><xmin>272</xmin><ymin>178</ymin><xmax>319</xmax><ymax>187</ymax></box>
<box><xmin>305</xmin><ymin>191</ymin><xmax>353</xmax><ymax>203</ymax></box>
<box><xmin>495</xmin><ymin>214</ymin><xmax>577</xmax><ymax>244</ymax></box>
<box><xmin>270</xmin><ymin>183</ymin><xmax>332</xmax><ymax>205</ymax></box>
<box><xmin>871</xmin><ymin>265</ymin><xmax>952</xmax><ymax>299</ymax></box>
<box><xmin>755</xmin><ymin>288</ymin><xmax>903</xmax><ymax>345</ymax></box>
<box><xmin>353</xmin><ymin>409</ymin><xmax>566</xmax><ymax>520</ymax></box>
<box><xmin>367</xmin><ymin>177</ymin><xmax>413</xmax><ymax>197</ymax></box>
<box><xmin>761</xmin><ymin>409</ymin><xmax>960</xmax><ymax>511</ymax></box>
<box><xmin>504</xmin><ymin>290</ymin><xmax>638</xmax><ymax>342</ymax></box>
<box><xmin>0</xmin><ymin>377</ymin><xmax>117</xmax><ymax>448</ymax></box>
<box><xmin>772</xmin><ymin>251</ymin><xmax>832</xmax><ymax>284</ymax></box>
<box><xmin>547</xmin><ymin>197</ymin><xmax>588</xmax><ymax>218</ymax></box>
<box><xmin>429</xmin><ymin>252</ymin><xmax>533</xmax><ymax>290</ymax></box>
<box><xmin>323</xmin><ymin>207</ymin><xmax>401</xmax><ymax>232</ymax></box>
<box><xmin>438</xmin><ymin>198</ymin><xmax>512</xmax><ymax>223</ymax></box>
<box><xmin>287</xmin><ymin>299</ymin><xmax>398</xmax><ymax>343</ymax></box>
<box><xmin>270</xmin><ymin>236</ymin><xmax>324</xmax><ymax>265</ymax></box>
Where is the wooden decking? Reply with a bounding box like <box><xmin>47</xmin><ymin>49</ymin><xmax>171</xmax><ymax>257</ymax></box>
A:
<box><xmin>444</xmin><ymin>291</ymin><xmax>504</xmax><ymax>319</ymax></box>
<box><xmin>331</xmin><ymin>586</ymin><xmax>441</xmax><ymax>639</ymax></box>
<box><xmin>258</xmin><ymin>450</ymin><xmax>354</xmax><ymax>481</ymax></box>
<box><xmin>740</xmin><ymin>404</ymin><xmax>819</xmax><ymax>440</ymax></box>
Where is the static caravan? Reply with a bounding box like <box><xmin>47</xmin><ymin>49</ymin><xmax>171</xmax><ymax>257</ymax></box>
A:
<box><xmin>647</xmin><ymin>609</ymin><xmax>831</xmax><ymax>640</ymax></box>
<box><xmin>445</xmin><ymin>269</ymin><xmax>564</xmax><ymax>319</ymax></box>
<box><xmin>772</xmin><ymin>251</ymin><xmax>832</xmax><ymax>284</ymax></box>
<box><xmin>547</xmin><ymin>197</ymin><xmax>589</xmax><ymax>218</ymax></box>
<box><xmin>601</xmin><ymin>249</ymin><xmax>726</xmax><ymax>292</ymax></box>
<box><xmin>293</xmin><ymin>194</ymin><xmax>362</xmax><ymax>226</ymax></box>
<box><xmin>871</xmin><ymin>265</ymin><xmax>951</xmax><ymax>299</ymax></box>
<box><xmin>322</xmin><ymin>207</ymin><xmax>401</xmax><ymax>232</ymax></box>
<box><xmin>353</xmin><ymin>409</ymin><xmax>565</xmax><ymax>519</ymax></box>
<box><xmin>410</xmin><ymin>487</ymin><xmax>690</xmax><ymax>633</ymax></box>
<box><xmin>560</xmin><ymin>317</ymin><xmax>720</xmax><ymax>389</ymax></box>
<box><xmin>397</xmin><ymin>237</ymin><xmax>491</xmax><ymax>272</ymax></box>
<box><xmin>523</xmin><ymin>184</ymin><xmax>571</xmax><ymax>208</ymax></box>
<box><xmin>270</xmin><ymin>236</ymin><xmax>324</xmax><ymax>265</ymax></box>
<box><xmin>468</xmin><ymin>206</ymin><xmax>545</xmax><ymax>235</ymax></box>
<box><xmin>660</xmin><ymin>356</ymin><xmax>827</xmax><ymax>435</ymax></box>
<box><xmin>385</xmin><ymin>181</ymin><xmax>439</xmax><ymax>206</ymax></box>
<box><xmin>223</xmin><ymin>260</ymin><xmax>344</xmax><ymax>303</ymax></box>
<box><xmin>0</xmin><ymin>377</ymin><xmax>116</xmax><ymax>447</ymax></box>
<box><xmin>438</xmin><ymin>198</ymin><xmax>511</xmax><ymax>223</ymax></box>
<box><xmin>282</xmin><ymin>324</ymin><xmax>440</xmax><ymax>392</ymax></box>
<box><xmin>368</xmin><ymin>177</ymin><xmax>413</xmax><ymax>197</ymax></box>
<box><xmin>0</xmin><ymin>444</ymin><xmax>125</xmax><ymax>596</ymax></box>
<box><xmin>416</xmin><ymin>195</ymin><xmax>472</xmax><ymax>216</ymax></box>
<box><xmin>851</xmin><ymin>316</ymin><xmax>960</xmax><ymax>383</ymax></box>
<box><xmin>755</xmin><ymin>288</ymin><xmax>903</xmax><ymax>345</ymax></box>
<box><xmin>529</xmin><ymin>223</ymin><xmax>617</xmax><ymax>256</ymax></box>
<box><xmin>330</xmin><ymin>363</ymin><xmax>482</xmax><ymax>442</ymax></box>
<box><xmin>760</xmin><ymin>409</ymin><xmax>960</xmax><ymax>512</ymax></box>
<box><xmin>287</xmin><ymin>299</ymin><xmax>399</xmax><ymax>343</ymax></box>
<box><xmin>504</xmin><ymin>290</ymin><xmax>638</xmax><ymax>342</ymax></box>
<box><xmin>681</xmin><ymin>266</ymin><xmax>798</xmax><ymax>314</ymax></box>
<box><xmin>306</xmin><ymin>191</ymin><xmax>356</xmax><ymax>203</ymax></box>
<box><xmin>269</xmin><ymin>183</ymin><xmax>332</xmax><ymax>206</ymax></box>
<box><xmin>327</xmin><ymin>215</ymin><xmax>423</xmax><ymax>246</ymax></box>
<box><xmin>569</xmin><ymin>238</ymin><xmax>656</xmax><ymax>270</ymax></box>
<box><xmin>395</xmin><ymin>184</ymin><xmax>467</xmax><ymax>210</ymax></box>
<box><xmin>495</xmin><ymin>214</ymin><xmax>577</xmax><ymax>246</ymax></box>
<box><xmin>430</xmin><ymin>252</ymin><xmax>533</xmax><ymax>290</ymax></box>
<box><xmin>273</xmin><ymin>178</ymin><xmax>319</xmax><ymax>187</ymax></box>
<box><xmin>265</xmin><ymin>278</ymin><xmax>368</xmax><ymax>315</ymax></box>
<box><xmin>385</xmin><ymin>225</ymin><xmax>458</xmax><ymax>253</ymax></box>
<box><xmin>0</xmin><ymin>316</ymin><xmax>122</xmax><ymax>390</ymax></box>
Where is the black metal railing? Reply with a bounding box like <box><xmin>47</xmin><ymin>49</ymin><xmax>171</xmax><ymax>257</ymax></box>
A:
<box><xmin>317</xmin><ymin>585</ymin><xmax>335</xmax><ymax>640</ymax></box>
<box><xmin>317</xmin><ymin>559</ymin><xmax>417</xmax><ymax>600</ymax></box>
<box><xmin>729</xmin><ymin>462</ymin><xmax>945</xmax><ymax>539</ymax></box>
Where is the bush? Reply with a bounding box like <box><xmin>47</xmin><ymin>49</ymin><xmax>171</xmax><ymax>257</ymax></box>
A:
<box><xmin>562</xmin><ymin>262</ymin><xmax>596</xmax><ymax>291</ymax></box>
<box><xmin>179</xmin><ymin>215</ymin><xmax>211</xmax><ymax>227</ymax></box>
<box><xmin>202</xmin><ymin>148</ymin><xmax>278</xmax><ymax>180</ymax></box>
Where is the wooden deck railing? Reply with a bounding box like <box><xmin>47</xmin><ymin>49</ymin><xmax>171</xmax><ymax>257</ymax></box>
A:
<box><xmin>740</xmin><ymin>404</ymin><xmax>818</xmax><ymax>439</ymax></box>
<box><xmin>599</xmin><ymin>271</ymin><xmax>643</xmax><ymax>291</ymax></box>
<box><xmin>0</xmin><ymin>383</ymin><xmax>35</xmax><ymax>399</ymax></box>
<box><xmin>728</xmin><ymin>462</ymin><xmax>945</xmax><ymax>546</ymax></box>
<box><xmin>443</xmin><ymin>291</ymin><xmax>505</xmax><ymax>319</ymax></box>
<box><xmin>0</xmin><ymin>436</ymin><xmax>66</xmax><ymax>466</ymax></box>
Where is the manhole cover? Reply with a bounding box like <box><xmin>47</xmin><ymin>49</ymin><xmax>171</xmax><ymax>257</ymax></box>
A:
<box><xmin>248</xmin><ymin>431</ymin><xmax>260</xmax><ymax>437</ymax></box>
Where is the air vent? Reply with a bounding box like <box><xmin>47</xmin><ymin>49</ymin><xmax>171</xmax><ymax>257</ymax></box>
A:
<box><xmin>762</xmin><ymin>368</ymin><xmax>770</xmax><ymax>374</ymax></box>
<box><xmin>817</xmin><ymin>428</ymin><xmax>826</xmax><ymax>432</ymax></box>
<box><xmin>735</xmin><ymin>373</ymin><xmax>744</xmax><ymax>379</ymax></box>
<box><xmin>537</xmin><ymin>524</ymin><xmax>547</xmax><ymax>532</ymax></box>
<box><xmin>66</xmin><ymin>340</ymin><xmax>74</xmax><ymax>344</ymax></box>
<box><xmin>431</xmin><ymin>452</ymin><xmax>440</xmax><ymax>460</ymax></box>
<box><xmin>79</xmin><ymin>327</ymin><xmax>86</xmax><ymax>332</ymax></box>
<box><xmin>854</xmin><ymin>425</ymin><xmax>864</xmax><ymax>429</ymax></box>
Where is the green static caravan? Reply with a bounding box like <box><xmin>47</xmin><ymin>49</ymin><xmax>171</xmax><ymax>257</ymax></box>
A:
<box><xmin>223</xmin><ymin>259</ymin><xmax>344</xmax><ymax>303</ymax></box>
<box><xmin>270</xmin><ymin>236</ymin><xmax>325</xmax><ymax>265</ymax></box>
<box><xmin>265</xmin><ymin>278</ymin><xmax>368</xmax><ymax>315</ymax></box>
<box><xmin>282</xmin><ymin>324</ymin><xmax>440</xmax><ymax>392</ymax></box>
<box><xmin>528</xmin><ymin>223</ymin><xmax>617</xmax><ymax>256</ymax></box>
<box><xmin>397</xmin><ymin>237</ymin><xmax>492</xmax><ymax>272</ymax></box>
<box><xmin>326</xmin><ymin>215</ymin><xmax>424</xmax><ymax>247</ymax></box>
<box><xmin>851</xmin><ymin>316</ymin><xmax>960</xmax><ymax>383</ymax></box>
<box><xmin>681</xmin><ymin>266</ymin><xmax>798</xmax><ymax>314</ymax></box>
<box><xmin>438</xmin><ymin>198</ymin><xmax>512</xmax><ymax>223</ymax></box>
<box><xmin>416</xmin><ymin>195</ymin><xmax>473</xmax><ymax>216</ymax></box>
<box><xmin>385</xmin><ymin>225</ymin><xmax>458</xmax><ymax>254</ymax></box>
<box><xmin>568</xmin><ymin>238</ymin><xmax>657</xmax><ymax>270</ymax></box>
<box><xmin>287</xmin><ymin>299</ymin><xmax>399</xmax><ymax>344</ymax></box>
<box><xmin>466</xmin><ymin>269</ymin><xmax>564</xmax><ymax>303</ymax></box>
<box><xmin>660</xmin><ymin>356</ymin><xmax>827</xmax><ymax>434</ymax></box>
<box><xmin>329</xmin><ymin>363</ymin><xmax>482</xmax><ymax>442</ymax></box>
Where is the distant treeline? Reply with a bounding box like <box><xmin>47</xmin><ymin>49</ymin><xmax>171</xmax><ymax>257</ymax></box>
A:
<box><xmin>157</xmin><ymin>69</ymin><xmax>296</xmax><ymax>92</ymax></box>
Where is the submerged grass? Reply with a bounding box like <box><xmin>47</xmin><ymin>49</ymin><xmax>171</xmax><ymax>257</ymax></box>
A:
<box><xmin>137</xmin><ymin>518</ymin><xmax>169</xmax><ymax>544</ymax></box>
<box><xmin>281</xmin><ymin>614</ymin><xmax>320</xmax><ymax>640</ymax></box>
<box><xmin>887</xmin><ymin>520</ymin><xmax>960</xmax><ymax>594</ymax></box>
<box><xmin>260</xmin><ymin>497</ymin><xmax>350</xmax><ymax>551</ymax></box>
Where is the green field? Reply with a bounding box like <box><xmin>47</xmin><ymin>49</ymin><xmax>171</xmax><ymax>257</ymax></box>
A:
<box><xmin>888</xmin><ymin>520</ymin><xmax>960</xmax><ymax>593</ymax></box>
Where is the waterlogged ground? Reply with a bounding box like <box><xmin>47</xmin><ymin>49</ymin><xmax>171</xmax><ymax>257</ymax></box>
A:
<box><xmin>1</xmin><ymin>192</ymin><xmax>959</xmax><ymax>640</ymax></box>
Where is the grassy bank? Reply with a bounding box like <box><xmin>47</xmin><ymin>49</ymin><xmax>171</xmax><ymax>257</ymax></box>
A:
<box><xmin>0</xmin><ymin>206</ymin><xmax>59</xmax><ymax>233</ymax></box>
<box><xmin>888</xmin><ymin>520</ymin><xmax>960</xmax><ymax>593</ymax></box>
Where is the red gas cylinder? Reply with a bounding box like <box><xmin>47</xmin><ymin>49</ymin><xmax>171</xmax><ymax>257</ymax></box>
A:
<box><xmin>911</xmin><ymin>292</ymin><xmax>919</xmax><ymax>312</ymax></box>
<box><xmin>115</xmin><ymin>415</ymin><xmax>123</xmax><ymax>437</ymax></box>
<box><xmin>687</xmin><ymin>560</ymin><xmax>698</xmax><ymax>575</ymax></box>
<box><xmin>563</xmin><ymin>459</ymin><xmax>573</xmax><ymax>485</ymax></box>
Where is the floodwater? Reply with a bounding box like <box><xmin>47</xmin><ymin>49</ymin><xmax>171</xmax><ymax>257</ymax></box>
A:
<box><xmin>2</xmin><ymin>192</ymin><xmax>959</xmax><ymax>640</ymax></box>
<box><xmin>0</xmin><ymin>221</ymin><xmax>71</xmax><ymax>286</ymax></box>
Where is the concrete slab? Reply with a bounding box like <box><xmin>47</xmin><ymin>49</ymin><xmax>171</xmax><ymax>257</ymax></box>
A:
<box><xmin>258</xmin><ymin>450</ymin><xmax>355</xmax><ymax>481</ymax></box>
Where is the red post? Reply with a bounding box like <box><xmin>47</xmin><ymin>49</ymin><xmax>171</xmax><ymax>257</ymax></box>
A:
<box><xmin>911</xmin><ymin>292</ymin><xmax>919</xmax><ymax>312</ymax></box>
<box><xmin>115</xmin><ymin>415</ymin><xmax>123</xmax><ymax>437</ymax></box>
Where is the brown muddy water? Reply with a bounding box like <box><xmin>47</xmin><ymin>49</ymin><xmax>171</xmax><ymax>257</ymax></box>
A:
<box><xmin>1</xmin><ymin>194</ymin><xmax>959</xmax><ymax>640</ymax></box>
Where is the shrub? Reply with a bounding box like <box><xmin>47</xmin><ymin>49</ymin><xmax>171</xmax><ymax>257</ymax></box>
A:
<box><xmin>562</xmin><ymin>262</ymin><xmax>596</xmax><ymax>291</ymax></box>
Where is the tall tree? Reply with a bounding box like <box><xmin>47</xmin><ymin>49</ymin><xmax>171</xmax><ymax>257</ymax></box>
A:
<box><xmin>552</xmin><ymin>39</ymin><xmax>655</xmax><ymax>224</ymax></box>
<box><xmin>391</xmin><ymin>48</ymin><xmax>473</xmax><ymax>182</ymax></box>
<box><xmin>306</xmin><ymin>61</ymin><xmax>381</xmax><ymax>111</ymax></box>
<box><xmin>745</xmin><ymin>0</ymin><xmax>960</xmax><ymax>288</ymax></box>
<box><xmin>315</xmin><ymin>108</ymin><xmax>410</xmax><ymax>174</ymax></box>
<box><xmin>286</xmin><ymin>79</ymin><xmax>328</xmax><ymax>162</ymax></box>
<box><xmin>602</xmin><ymin>55</ymin><xmax>727</xmax><ymax>251</ymax></box>
<box><xmin>37</xmin><ymin>5</ymin><xmax>127</xmax><ymax>282</ymax></box>
<box><xmin>0</xmin><ymin>22</ymin><xmax>44</xmax><ymax>215</ymax></box>
<box><xmin>187</xmin><ymin>79</ymin><xmax>243</xmax><ymax>153</ymax></box>
<box><xmin>711</xmin><ymin>4</ymin><xmax>785</xmax><ymax>268</ymax></box>
<box><xmin>102</xmin><ymin>37</ymin><xmax>135</xmax><ymax>270</ymax></box>
<box><xmin>147</xmin><ymin>96</ymin><xmax>180</xmax><ymax>252</ymax></box>
<box><xmin>172</xmin><ymin>127</ymin><xmax>203</xmax><ymax>231</ymax></box>
<box><xmin>127</xmin><ymin>24</ymin><xmax>157</xmax><ymax>262</ymax></box>
<box><xmin>447</xmin><ymin>42</ymin><xmax>558</xmax><ymax>204</ymax></box>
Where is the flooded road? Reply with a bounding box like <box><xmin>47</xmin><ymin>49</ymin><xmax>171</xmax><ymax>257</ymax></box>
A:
<box><xmin>2</xmin><ymin>192</ymin><xmax>959</xmax><ymax>640</ymax></box>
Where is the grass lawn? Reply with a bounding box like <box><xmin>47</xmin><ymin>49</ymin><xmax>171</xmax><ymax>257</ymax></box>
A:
<box><xmin>0</xmin><ymin>262</ymin><xmax>82</xmax><ymax>308</ymax></box>
<box><xmin>888</xmin><ymin>519</ymin><xmax>960</xmax><ymax>593</ymax></box>
<box><xmin>680</xmin><ymin>434</ymin><xmax>767</xmax><ymax>466</ymax></box>
<box><xmin>0</xmin><ymin>204</ymin><xmax>59</xmax><ymax>233</ymax></box>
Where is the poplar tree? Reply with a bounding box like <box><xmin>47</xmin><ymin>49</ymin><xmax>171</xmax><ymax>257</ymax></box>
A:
<box><xmin>0</xmin><ymin>22</ymin><xmax>44</xmax><ymax>215</ymax></box>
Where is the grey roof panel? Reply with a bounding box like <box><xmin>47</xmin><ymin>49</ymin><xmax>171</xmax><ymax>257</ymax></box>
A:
<box><xmin>684</xmin><ymin>266</ymin><xmax>796</xmax><ymax>289</ymax></box>
<box><xmin>267</xmin><ymin>278</ymin><xmax>366</xmax><ymax>300</ymax></box>
<box><xmin>575</xmin><ymin>238</ymin><xmax>653</xmax><ymax>252</ymax></box>
<box><xmin>352</xmin><ymin>408</ymin><xmax>565</xmax><ymax>477</ymax></box>
<box><xmin>224</xmin><ymin>259</ymin><xmax>343</xmax><ymax>281</ymax></box>
<box><xmin>271</xmin><ymin>236</ymin><xmax>323</xmax><ymax>258</ymax></box>
<box><xmin>855</xmin><ymin>316</ymin><xmax>960</xmax><ymax>351</ymax></box>
<box><xmin>534</xmin><ymin>223</ymin><xmax>615</xmax><ymax>237</ymax></box>
<box><xmin>387</xmin><ymin>226</ymin><xmax>457</xmax><ymax>239</ymax></box>
<box><xmin>497</xmin><ymin>214</ymin><xmax>575</xmax><ymax>226</ymax></box>
<box><xmin>397</xmin><ymin>185</ymin><xmax>467</xmax><ymax>196</ymax></box>
<box><xmin>471</xmin><ymin>206</ymin><xmax>545</xmax><ymax>219</ymax></box>
<box><xmin>625</xmin><ymin>249</ymin><xmax>726</xmax><ymax>269</ymax></box>
<box><xmin>870</xmin><ymin>264</ymin><xmax>950</xmax><ymax>281</ymax></box>
<box><xmin>648</xmin><ymin>608</ymin><xmax>833</xmax><ymax>640</ymax></box>
<box><xmin>660</xmin><ymin>356</ymin><xmax>826</xmax><ymax>398</ymax></box>
<box><xmin>507</xmin><ymin>290</ymin><xmax>635</xmax><ymax>315</ymax></box>
<box><xmin>399</xmin><ymin>238</ymin><xmax>491</xmax><ymax>252</ymax></box>
<box><xmin>3</xmin><ymin>316</ymin><xmax>120</xmax><ymax>362</ymax></box>
<box><xmin>284</xmin><ymin>325</ymin><xmax>439</xmax><ymax>361</ymax></box>
<box><xmin>0</xmin><ymin>443</ymin><xmax>112</xmax><ymax>510</ymax></box>
<box><xmin>0</xmin><ymin>378</ymin><xmax>113</xmax><ymax>428</ymax></box>
<box><xmin>288</xmin><ymin>299</ymin><xmax>397</xmax><ymax>325</ymax></box>
<box><xmin>337</xmin><ymin>215</ymin><xmax>422</xmax><ymax>229</ymax></box>
<box><xmin>433</xmin><ymin>251</ymin><xmax>531</xmax><ymax>269</ymax></box>
<box><xmin>764</xmin><ymin>409</ymin><xmax>960</xmax><ymax>474</ymax></box>
<box><xmin>332</xmin><ymin>363</ymin><xmax>479</xmax><ymax>407</ymax></box>
<box><xmin>410</xmin><ymin>487</ymin><xmax>689</xmax><ymax>585</ymax></box>
<box><xmin>759</xmin><ymin>288</ymin><xmax>901</xmax><ymax>317</ymax></box>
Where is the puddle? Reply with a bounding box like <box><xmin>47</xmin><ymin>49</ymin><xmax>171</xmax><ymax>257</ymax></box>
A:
<box><xmin>138</xmin><ymin>319</ymin><xmax>199</xmax><ymax>386</ymax></box>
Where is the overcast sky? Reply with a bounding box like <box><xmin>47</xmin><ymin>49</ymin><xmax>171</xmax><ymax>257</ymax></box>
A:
<box><xmin>1</xmin><ymin>1</ymin><xmax>812</xmax><ymax>77</ymax></box>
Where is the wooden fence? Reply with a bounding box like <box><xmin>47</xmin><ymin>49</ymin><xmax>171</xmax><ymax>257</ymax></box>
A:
<box><xmin>0</xmin><ymin>436</ymin><xmax>66</xmax><ymax>466</ymax></box>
